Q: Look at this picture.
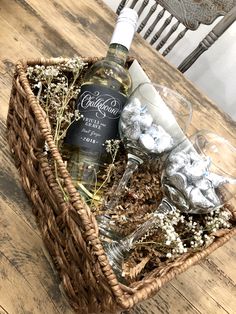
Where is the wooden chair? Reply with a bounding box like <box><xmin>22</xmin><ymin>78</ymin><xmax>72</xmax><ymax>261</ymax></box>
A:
<box><xmin>116</xmin><ymin>0</ymin><xmax>236</xmax><ymax>72</ymax></box>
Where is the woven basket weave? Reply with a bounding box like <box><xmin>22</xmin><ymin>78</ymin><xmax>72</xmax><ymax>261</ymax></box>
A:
<box><xmin>6</xmin><ymin>57</ymin><xmax>236</xmax><ymax>314</ymax></box>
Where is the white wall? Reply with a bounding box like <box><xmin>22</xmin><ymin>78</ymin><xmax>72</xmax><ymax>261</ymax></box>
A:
<box><xmin>104</xmin><ymin>0</ymin><xmax>236</xmax><ymax>121</ymax></box>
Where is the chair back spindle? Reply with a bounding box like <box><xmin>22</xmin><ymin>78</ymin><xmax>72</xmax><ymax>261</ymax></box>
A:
<box><xmin>150</xmin><ymin>14</ymin><xmax>173</xmax><ymax>45</ymax></box>
<box><xmin>144</xmin><ymin>7</ymin><xmax>165</xmax><ymax>39</ymax></box>
<box><xmin>156</xmin><ymin>20</ymin><xmax>180</xmax><ymax>50</ymax></box>
<box><xmin>163</xmin><ymin>28</ymin><xmax>188</xmax><ymax>57</ymax></box>
<box><xmin>137</xmin><ymin>2</ymin><xmax>158</xmax><ymax>33</ymax></box>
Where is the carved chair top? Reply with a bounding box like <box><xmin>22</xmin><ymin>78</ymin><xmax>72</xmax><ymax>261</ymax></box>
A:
<box><xmin>157</xmin><ymin>0</ymin><xmax>236</xmax><ymax>29</ymax></box>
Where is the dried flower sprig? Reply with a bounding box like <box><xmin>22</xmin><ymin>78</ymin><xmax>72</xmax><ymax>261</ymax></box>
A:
<box><xmin>91</xmin><ymin>139</ymin><xmax>121</xmax><ymax>207</ymax></box>
<box><xmin>27</xmin><ymin>57</ymin><xmax>87</xmax><ymax>201</ymax></box>
<box><xmin>27</xmin><ymin>57</ymin><xmax>87</xmax><ymax>149</ymax></box>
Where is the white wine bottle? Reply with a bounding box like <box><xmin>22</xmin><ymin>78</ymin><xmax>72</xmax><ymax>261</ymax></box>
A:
<box><xmin>64</xmin><ymin>8</ymin><xmax>138</xmax><ymax>203</ymax></box>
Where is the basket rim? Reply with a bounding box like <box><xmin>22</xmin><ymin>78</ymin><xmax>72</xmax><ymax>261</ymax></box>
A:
<box><xmin>12</xmin><ymin>57</ymin><xmax>236</xmax><ymax>310</ymax></box>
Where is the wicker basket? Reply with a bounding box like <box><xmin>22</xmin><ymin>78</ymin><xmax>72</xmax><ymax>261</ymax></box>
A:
<box><xmin>6</xmin><ymin>57</ymin><xmax>236</xmax><ymax>314</ymax></box>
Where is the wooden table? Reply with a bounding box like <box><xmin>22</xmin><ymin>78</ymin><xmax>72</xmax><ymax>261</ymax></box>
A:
<box><xmin>0</xmin><ymin>1</ymin><xmax>236</xmax><ymax>313</ymax></box>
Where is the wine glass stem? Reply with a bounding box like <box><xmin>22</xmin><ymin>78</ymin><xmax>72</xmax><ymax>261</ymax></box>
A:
<box><xmin>105</xmin><ymin>198</ymin><xmax>174</xmax><ymax>278</ymax></box>
<box><xmin>123</xmin><ymin>198</ymin><xmax>173</xmax><ymax>249</ymax></box>
<box><xmin>104</xmin><ymin>158</ymin><xmax>140</xmax><ymax>211</ymax></box>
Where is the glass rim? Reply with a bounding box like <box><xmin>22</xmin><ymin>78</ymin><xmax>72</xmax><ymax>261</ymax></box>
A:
<box><xmin>192</xmin><ymin>129</ymin><xmax>236</xmax><ymax>178</ymax></box>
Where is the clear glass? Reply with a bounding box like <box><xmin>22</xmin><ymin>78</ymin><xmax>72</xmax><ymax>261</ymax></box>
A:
<box><xmin>84</xmin><ymin>43</ymin><xmax>132</xmax><ymax>95</ymax></box>
<box><xmin>98</xmin><ymin>82</ymin><xmax>192</xmax><ymax>238</ymax></box>
<box><xmin>105</xmin><ymin>131</ymin><xmax>236</xmax><ymax>281</ymax></box>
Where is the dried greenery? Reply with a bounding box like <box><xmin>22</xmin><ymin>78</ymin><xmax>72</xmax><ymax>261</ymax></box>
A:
<box><xmin>26</xmin><ymin>58</ymin><xmax>234</xmax><ymax>282</ymax></box>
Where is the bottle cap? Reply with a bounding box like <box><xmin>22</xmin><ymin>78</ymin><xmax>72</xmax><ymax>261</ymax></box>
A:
<box><xmin>117</xmin><ymin>8</ymin><xmax>138</xmax><ymax>29</ymax></box>
<box><xmin>110</xmin><ymin>8</ymin><xmax>138</xmax><ymax>50</ymax></box>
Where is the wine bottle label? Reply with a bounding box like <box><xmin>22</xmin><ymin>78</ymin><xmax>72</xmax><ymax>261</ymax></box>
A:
<box><xmin>65</xmin><ymin>84</ymin><xmax>127</xmax><ymax>153</ymax></box>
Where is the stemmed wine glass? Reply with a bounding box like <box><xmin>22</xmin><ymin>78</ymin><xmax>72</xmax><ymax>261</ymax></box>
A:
<box><xmin>104</xmin><ymin>130</ymin><xmax>236</xmax><ymax>279</ymax></box>
<box><xmin>97</xmin><ymin>82</ymin><xmax>192</xmax><ymax>238</ymax></box>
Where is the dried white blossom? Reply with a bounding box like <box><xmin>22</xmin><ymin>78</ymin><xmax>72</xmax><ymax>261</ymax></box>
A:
<box><xmin>105</xmin><ymin>139</ymin><xmax>121</xmax><ymax>160</ymax></box>
<box><xmin>140</xmin><ymin>205</ymin><xmax>232</xmax><ymax>260</ymax></box>
<box><xmin>26</xmin><ymin>57</ymin><xmax>87</xmax><ymax>146</ymax></box>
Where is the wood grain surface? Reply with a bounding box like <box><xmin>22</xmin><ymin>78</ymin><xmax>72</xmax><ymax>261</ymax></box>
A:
<box><xmin>0</xmin><ymin>1</ymin><xmax>235</xmax><ymax>313</ymax></box>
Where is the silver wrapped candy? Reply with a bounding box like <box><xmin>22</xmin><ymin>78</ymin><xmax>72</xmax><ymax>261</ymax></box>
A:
<box><xmin>168</xmin><ymin>151</ymin><xmax>190</xmax><ymax>168</ymax></box>
<box><xmin>139</xmin><ymin>133</ymin><xmax>155</xmax><ymax>151</ymax></box>
<box><xmin>169</xmin><ymin>173</ymin><xmax>188</xmax><ymax>191</ymax></box>
<box><xmin>151</xmin><ymin>125</ymin><xmax>173</xmax><ymax>154</ymax></box>
<box><xmin>194</xmin><ymin>178</ymin><xmax>212</xmax><ymax>191</ymax></box>
<box><xmin>189</xmin><ymin>151</ymin><xmax>201</xmax><ymax>162</ymax></box>
<box><xmin>163</xmin><ymin>146</ymin><xmax>234</xmax><ymax>213</ymax></box>
<box><xmin>205</xmin><ymin>188</ymin><xmax>221</xmax><ymax>207</ymax></box>
<box><xmin>145</xmin><ymin>124</ymin><xmax>160</xmax><ymax>139</ymax></box>
<box><xmin>189</xmin><ymin>187</ymin><xmax>214</xmax><ymax>209</ymax></box>
<box><xmin>165</xmin><ymin>152</ymin><xmax>190</xmax><ymax>176</ymax></box>
<box><xmin>124</xmin><ymin>121</ymin><xmax>141</xmax><ymax>141</ymax></box>
<box><xmin>120</xmin><ymin>120</ymin><xmax>127</xmax><ymax>133</ymax></box>
<box><xmin>184</xmin><ymin>185</ymin><xmax>194</xmax><ymax>198</ymax></box>
<box><xmin>139</xmin><ymin>112</ymin><xmax>153</xmax><ymax>130</ymax></box>
<box><xmin>121</xmin><ymin>98</ymin><xmax>142</xmax><ymax>122</ymax></box>
<box><xmin>163</xmin><ymin>184</ymin><xmax>189</xmax><ymax>212</ymax></box>
<box><xmin>182</xmin><ymin>157</ymin><xmax>211</xmax><ymax>181</ymax></box>
<box><xmin>121</xmin><ymin>97</ymin><xmax>174</xmax><ymax>155</ymax></box>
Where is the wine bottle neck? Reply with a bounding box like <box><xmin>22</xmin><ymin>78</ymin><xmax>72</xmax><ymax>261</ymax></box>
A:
<box><xmin>109</xmin><ymin>8</ymin><xmax>138</xmax><ymax>52</ymax></box>
<box><xmin>105</xmin><ymin>43</ymin><xmax>129</xmax><ymax>66</ymax></box>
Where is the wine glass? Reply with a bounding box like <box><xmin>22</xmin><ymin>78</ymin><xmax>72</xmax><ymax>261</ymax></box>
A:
<box><xmin>97</xmin><ymin>82</ymin><xmax>192</xmax><ymax>239</ymax></box>
<box><xmin>104</xmin><ymin>130</ymin><xmax>236</xmax><ymax>280</ymax></box>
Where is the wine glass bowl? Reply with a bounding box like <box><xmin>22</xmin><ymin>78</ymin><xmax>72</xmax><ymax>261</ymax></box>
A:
<box><xmin>192</xmin><ymin>131</ymin><xmax>236</xmax><ymax>208</ymax></box>
<box><xmin>162</xmin><ymin>130</ymin><xmax>236</xmax><ymax>214</ymax></box>
<box><xmin>194</xmin><ymin>131</ymin><xmax>236</xmax><ymax>178</ymax></box>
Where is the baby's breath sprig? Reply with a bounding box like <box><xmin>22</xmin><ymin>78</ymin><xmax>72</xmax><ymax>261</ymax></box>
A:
<box><xmin>27</xmin><ymin>57</ymin><xmax>87</xmax><ymax>202</ymax></box>
<box><xmin>135</xmin><ymin>206</ymin><xmax>232</xmax><ymax>261</ymax></box>
<box><xmin>27</xmin><ymin>57</ymin><xmax>87</xmax><ymax>149</ymax></box>
<box><xmin>91</xmin><ymin>139</ymin><xmax>121</xmax><ymax>206</ymax></box>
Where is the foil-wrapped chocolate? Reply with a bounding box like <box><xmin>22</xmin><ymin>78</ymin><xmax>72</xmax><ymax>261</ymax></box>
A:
<box><xmin>193</xmin><ymin>178</ymin><xmax>212</xmax><ymax>191</ymax></box>
<box><xmin>182</xmin><ymin>157</ymin><xmax>211</xmax><ymax>181</ymax></box>
<box><xmin>151</xmin><ymin>125</ymin><xmax>173</xmax><ymax>154</ymax></box>
<box><xmin>124</xmin><ymin>121</ymin><xmax>141</xmax><ymax>141</ymax></box>
<box><xmin>145</xmin><ymin>124</ymin><xmax>160</xmax><ymax>139</ymax></box>
<box><xmin>168</xmin><ymin>151</ymin><xmax>190</xmax><ymax>169</ymax></box>
<box><xmin>121</xmin><ymin>98</ymin><xmax>142</xmax><ymax>122</ymax></box>
<box><xmin>189</xmin><ymin>187</ymin><xmax>214</xmax><ymax>209</ymax></box>
<box><xmin>120</xmin><ymin>97</ymin><xmax>174</xmax><ymax>155</ymax></box>
<box><xmin>163</xmin><ymin>146</ymin><xmax>233</xmax><ymax>214</ymax></box>
<box><xmin>189</xmin><ymin>151</ymin><xmax>201</xmax><ymax>162</ymax></box>
<box><xmin>204</xmin><ymin>188</ymin><xmax>221</xmax><ymax>207</ymax></box>
<box><xmin>165</xmin><ymin>152</ymin><xmax>190</xmax><ymax>177</ymax></box>
<box><xmin>120</xmin><ymin>120</ymin><xmax>127</xmax><ymax>133</ymax></box>
<box><xmin>163</xmin><ymin>184</ymin><xmax>189</xmax><ymax>212</ymax></box>
<box><xmin>138</xmin><ymin>112</ymin><xmax>153</xmax><ymax>130</ymax></box>
<box><xmin>139</xmin><ymin>133</ymin><xmax>156</xmax><ymax>151</ymax></box>
<box><xmin>169</xmin><ymin>172</ymin><xmax>188</xmax><ymax>191</ymax></box>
